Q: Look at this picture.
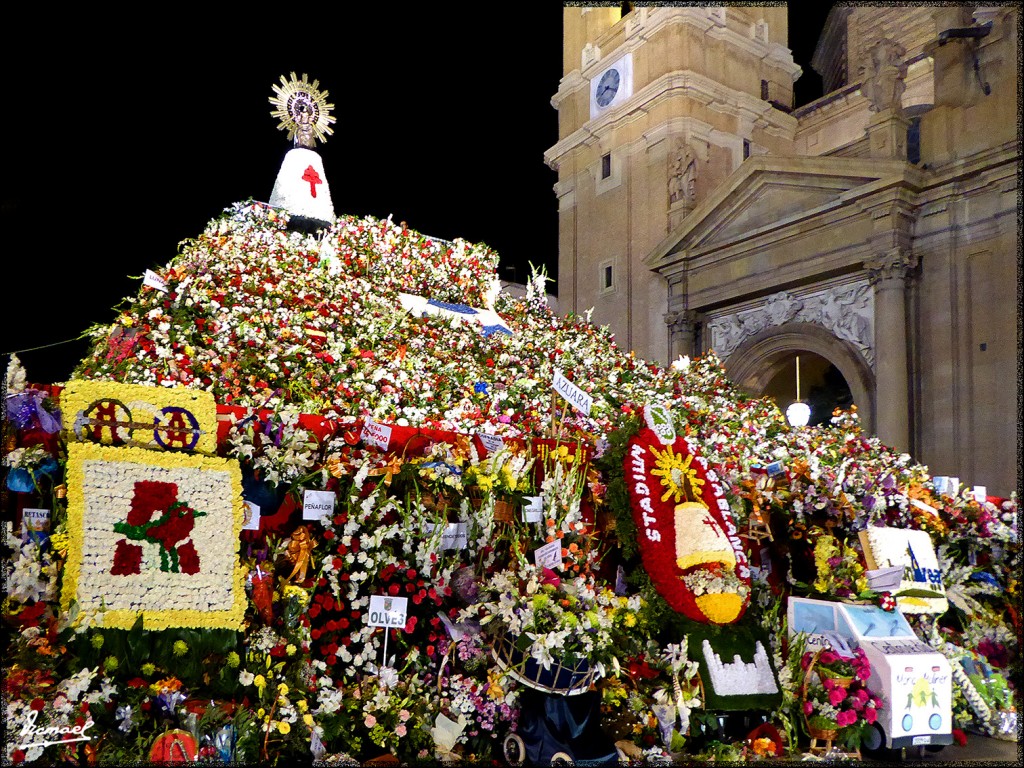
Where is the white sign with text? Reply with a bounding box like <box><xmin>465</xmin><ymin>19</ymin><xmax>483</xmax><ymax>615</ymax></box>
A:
<box><xmin>368</xmin><ymin>595</ymin><xmax>409</xmax><ymax>629</ymax></box>
<box><xmin>424</xmin><ymin>521</ymin><xmax>469</xmax><ymax>551</ymax></box>
<box><xmin>360</xmin><ymin>419</ymin><xmax>393</xmax><ymax>451</ymax></box>
<box><xmin>534</xmin><ymin>539</ymin><xmax>563</xmax><ymax>569</ymax></box>
<box><xmin>477</xmin><ymin>432</ymin><xmax>504</xmax><ymax>454</ymax></box>
<box><xmin>302</xmin><ymin>490</ymin><xmax>336</xmax><ymax>521</ymax></box>
<box><xmin>552</xmin><ymin>369</ymin><xmax>592</xmax><ymax>416</ymax></box>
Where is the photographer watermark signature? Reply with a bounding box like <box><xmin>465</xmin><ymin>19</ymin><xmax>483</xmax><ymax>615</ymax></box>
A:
<box><xmin>17</xmin><ymin>708</ymin><xmax>96</xmax><ymax>750</ymax></box>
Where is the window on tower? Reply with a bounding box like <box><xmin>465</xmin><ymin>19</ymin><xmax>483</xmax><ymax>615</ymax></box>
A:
<box><xmin>620</xmin><ymin>2</ymin><xmax>634</xmax><ymax>18</ymax></box>
<box><xmin>601</xmin><ymin>261</ymin><xmax>615</xmax><ymax>293</ymax></box>
<box><xmin>601</xmin><ymin>153</ymin><xmax>612</xmax><ymax>179</ymax></box>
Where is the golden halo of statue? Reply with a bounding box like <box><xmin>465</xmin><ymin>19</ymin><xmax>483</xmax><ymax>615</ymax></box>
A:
<box><xmin>269</xmin><ymin>72</ymin><xmax>336</xmax><ymax>148</ymax></box>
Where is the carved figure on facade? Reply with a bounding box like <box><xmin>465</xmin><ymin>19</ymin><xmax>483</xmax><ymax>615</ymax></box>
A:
<box><xmin>860</xmin><ymin>38</ymin><xmax>908</xmax><ymax>113</ymax></box>
<box><xmin>669</xmin><ymin>142</ymin><xmax>698</xmax><ymax>206</ymax></box>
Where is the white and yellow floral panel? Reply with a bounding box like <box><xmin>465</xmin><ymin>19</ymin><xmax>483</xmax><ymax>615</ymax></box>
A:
<box><xmin>62</xmin><ymin>443</ymin><xmax>246</xmax><ymax>630</ymax></box>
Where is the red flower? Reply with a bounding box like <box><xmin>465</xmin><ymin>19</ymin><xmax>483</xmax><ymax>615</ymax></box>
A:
<box><xmin>146</xmin><ymin>504</ymin><xmax>198</xmax><ymax>551</ymax></box>
<box><xmin>952</xmin><ymin>728</ymin><xmax>967</xmax><ymax>746</ymax></box>
<box><xmin>177</xmin><ymin>541</ymin><xmax>200</xmax><ymax>574</ymax></box>
<box><xmin>110</xmin><ymin>541</ymin><xmax>143</xmax><ymax>575</ymax></box>
<box><xmin>127</xmin><ymin>481</ymin><xmax>179</xmax><ymax>526</ymax></box>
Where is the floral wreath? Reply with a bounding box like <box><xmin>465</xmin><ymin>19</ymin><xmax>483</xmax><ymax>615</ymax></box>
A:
<box><xmin>624</xmin><ymin>427</ymin><xmax>750</xmax><ymax>623</ymax></box>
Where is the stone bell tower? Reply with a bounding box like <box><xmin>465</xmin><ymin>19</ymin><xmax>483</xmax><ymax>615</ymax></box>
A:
<box><xmin>545</xmin><ymin>6</ymin><xmax>801</xmax><ymax>363</ymax></box>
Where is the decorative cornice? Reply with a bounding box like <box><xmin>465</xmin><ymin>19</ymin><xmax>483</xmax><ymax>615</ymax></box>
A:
<box><xmin>545</xmin><ymin>68</ymin><xmax>797</xmax><ymax>169</ymax></box>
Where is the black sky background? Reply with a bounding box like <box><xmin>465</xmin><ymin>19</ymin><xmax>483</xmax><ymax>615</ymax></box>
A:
<box><xmin>2</xmin><ymin>5</ymin><xmax>833</xmax><ymax>386</ymax></box>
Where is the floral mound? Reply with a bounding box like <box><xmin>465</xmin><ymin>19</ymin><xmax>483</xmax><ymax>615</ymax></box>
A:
<box><xmin>3</xmin><ymin>199</ymin><xmax>1018</xmax><ymax>764</ymax></box>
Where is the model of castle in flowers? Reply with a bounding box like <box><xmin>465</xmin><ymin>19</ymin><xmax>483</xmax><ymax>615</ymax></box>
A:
<box><xmin>2</xmin><ymin>74</ymin><xmax>1018</xmax><ymax>764</ymax></box>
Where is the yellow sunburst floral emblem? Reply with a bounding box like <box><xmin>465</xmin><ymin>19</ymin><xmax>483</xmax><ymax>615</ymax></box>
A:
<box><xmin>648</xmin><ymin>444</ymin><xmax>705</xmax><ymax>503</ymax></box>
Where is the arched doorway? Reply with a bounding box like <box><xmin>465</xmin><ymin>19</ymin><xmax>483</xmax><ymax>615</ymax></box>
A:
<box><xmin>760</xmin><ymin>352</ymin><xmax>853</xmax><ymax>427</ymax></box>
<box><xmin>722</xmin><ymin>322</ymin><xmax>876</xmax><ymax>433</ymax></box>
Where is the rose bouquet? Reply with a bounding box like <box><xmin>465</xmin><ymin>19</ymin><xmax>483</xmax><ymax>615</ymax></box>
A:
<box><xmin>799</xmin><ymin>646</ymin><xmax>882</xmax><ymax>750</ymax></box>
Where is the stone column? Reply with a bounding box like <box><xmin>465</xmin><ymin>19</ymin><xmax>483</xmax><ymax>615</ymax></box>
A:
<box><xmin>665</xmin><ymin>310</ymin><xmax>699</xmax><ymax>361</ymax></box>
<box><xmin>865</xmin><ymin>249</ymin><xmax>918</xmax><ymax>453</ymax></box>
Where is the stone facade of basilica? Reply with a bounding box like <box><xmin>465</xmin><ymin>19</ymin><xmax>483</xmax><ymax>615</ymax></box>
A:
<box><xmin>545</xmin><ymin>6</ymin><xmax>1018</xmax><ymax>496</ymax></box>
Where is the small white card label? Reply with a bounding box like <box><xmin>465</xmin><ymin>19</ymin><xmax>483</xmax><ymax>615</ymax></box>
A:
<box><xmin>302</xmin><ymin>490</ymin><xmax>336</xmax><ymax>521</ymax></box>
<box><xmin>368</xmin><ymin>595</ymin><xmax>409</xmax><ymax>628</ymax></box>
<box><xmin>360</xmin><ymin>419</ymin><xmax>393</xmax><ymax>451</ymax></box>
<box><xmin>534</xmin><ymin>539</ymin><xmax>563</xmax><ymax>569</ymax></box>
<box><xmin>552</xmin><ymin>369</ymin><xmax>592</xmax><ymax>416</ymax></box>
<box><xmin>21</xmin><ymin>508</ymin><xmax>51</xmax><ymax>541</ymax></box>
<box><xmin>424</xmin><ymin>522</ymin><xmax>468</xmax><ymax>551</ymax></box>
<box><xmin>143</xmin><ymin>269</ymin><xmax>168</xmax><ymax>292</ymax></box>
<box><xmin>478</xmin><ymin>433</ymin><xmax>504</xmax><ymax>454</ymax></box>
<box><xmin>522</xmin><ymin>495</ymin><xmax>543</xmax><ymax>523</ymax></box>
<box><xmin>972</xmin><ymin>485</ymin><xmax>987</xmax><ymax>504</ymax></box>
<box><xmin>242</xmin><ymin>501</ymin><xmax>261</xmax><ymax>531</ymax></box>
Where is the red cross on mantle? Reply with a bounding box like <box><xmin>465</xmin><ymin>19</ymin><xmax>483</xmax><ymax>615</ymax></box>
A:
<box><xmin>302</xmin><ymin>165</ymin><xmax>322</xmax><ymax>198</ymax></box>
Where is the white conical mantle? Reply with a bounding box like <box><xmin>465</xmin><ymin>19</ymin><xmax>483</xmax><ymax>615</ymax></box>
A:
<box><xmin>269</xmin><ymin>147</ymin><xmax>335</xmax><ymax>226</ymax></box>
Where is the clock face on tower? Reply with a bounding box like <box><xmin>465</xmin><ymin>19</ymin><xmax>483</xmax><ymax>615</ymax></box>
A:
<box><xmin>595</xmin><ymin>67</ymin><xmax>620</xmax><ymax>107</ymax></box>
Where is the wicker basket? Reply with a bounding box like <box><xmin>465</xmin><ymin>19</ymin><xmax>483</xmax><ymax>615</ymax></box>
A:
<box><xmin>493</xmin><ymin>499</ymin><xmax>517</xmax><ymax>524</ymax></box>
<box><xmin>491</xmin><ymin>631</ymin><xmax>598</xmax><ymax>696</ymax></box>
<box><xmin>800</xmin><ymin>648</ymin><xmax>840</xmax><ymax>737</ymax></box>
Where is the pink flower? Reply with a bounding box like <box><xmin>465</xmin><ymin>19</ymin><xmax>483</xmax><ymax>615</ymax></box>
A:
<box><xmin>396</xmin><ymin>724</ymin><xmax>407</xmax><ymax>737</ymax></box>
<box><xmin>364</xmin><ymin>714</ymin><xmax>377</xmax><ymax>728</ymax></box>
<box><xmin>819</xmin><ymin>650</ymin><xmax>839</xmax><ymax>666</ymax></box>
<box><xmin>803</xmin><ymin>701</ymin><xmax>814</xmax><ymax>715</ymax></box>
<box><xmin>822</xmin><ymin>677</ymin><xmax>835</xmax><ymax>691</ymax></box>
<box><xmin>829</xmin><ymin>688</ymin><xmax>847</xmax><ymax>706</ymax></box>
<box><xmin>836</xmin><ymin>710</ymin><xmax>857</xmax><ymax>727</ymax></box>
<box><xmin>864</xmin><ymin>706</ymin><xmax>877</xmax><ymax>724</ymax></box>
<box><xmin>851</xmin><ymin>688</ymin><xmax>869</xmax><ymax>710</ymax></box>
<box><xmin>399</xmin><ymin>709</ymin><xmax>411</xmax><ymax>722</ymax></box>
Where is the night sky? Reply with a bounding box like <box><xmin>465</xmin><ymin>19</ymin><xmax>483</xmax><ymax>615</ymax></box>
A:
<box><xmin>2</xmin><ymin>5</ymin><xmax>832</xmax><ymax>386</ymax></box>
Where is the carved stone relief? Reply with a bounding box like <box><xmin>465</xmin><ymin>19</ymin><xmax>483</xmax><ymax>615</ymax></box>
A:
<box><xmin>707</xmin><ymin>281</ymin><xmax>875</xmax><ymax>368</ymax></box>
<box><xmin>859</xmin><ymin>38</ymin><xmax>908</xmax><ymax>114</ymax></box>
<box><xmin>668</xmin><ymin>141</ymin><xmax>699</xmax><ymax>206</ymax></box>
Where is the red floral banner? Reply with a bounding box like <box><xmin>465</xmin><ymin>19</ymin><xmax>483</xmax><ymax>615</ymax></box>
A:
<box><xmin>625</xmin><ymin>427</ymin><xmax>751</xmax><ymax>624</ymax></box>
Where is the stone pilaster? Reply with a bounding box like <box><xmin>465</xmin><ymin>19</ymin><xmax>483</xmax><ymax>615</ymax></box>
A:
<box><xmin>665</xmin><ymin>309</ymin><xmax>699</xmax><ymax>360</ymax></box>
<box><xmin>864</xmin><ymin>249</ymin><xmax>918</xmax><ymax>453</ymax></box>
<box><xmin>867</xmin><ymin>108</ymin><xmax>911</xmax><ymax>160</ymax></box>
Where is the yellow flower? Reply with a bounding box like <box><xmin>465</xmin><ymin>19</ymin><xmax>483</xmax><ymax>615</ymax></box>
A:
<box><xmin>141</xmin><ymin>663</ymin><xmax>156</xmax><ymax>676</ymax></box>
<box><xmin>624</xmin><ymin>613</ymin><xmax>637</xmax><ymax>628</ymax></box>
<box><xmin>226</xmin><ymin>652</ymin><xmax>240</xmax><ymax>668</ymax></box>
<box><xmin>173</xmin><ymin>640</ymin><xmax>189</xmax><ymax>657</ymax></box>
<box><xmin>277</xmin><ymin>721</ymin><xmax>291</xmax><ymax>735</ymax></box>
<box><xmin>254</xmin><ymin>675</ymin><xmax>267</xmax><ymax>695</ymax></box>
<box><xmin>303</xmin><ymin>714</ymin><xmax>315</xmax><ymax>727</ymax></box>
<box><xmin>286</xmin><ymin>644</ymin><xmax>297</xmax><ymax>656</ymax></box>
<box><xmin>297</xmin><ymin>699</ymin><xmax>308</xmax><ymax>714</ymax></box>
<box><xmin>278</xmin><ymin>683</ymin><xmax>289</xmax><ymax>696</ymax></box>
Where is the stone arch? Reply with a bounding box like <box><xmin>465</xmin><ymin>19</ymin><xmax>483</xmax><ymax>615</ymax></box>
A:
<box><xmin>721</xmin><ymin>322</ymin><xmax>876</xmax><ymax>434</ymax></box>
